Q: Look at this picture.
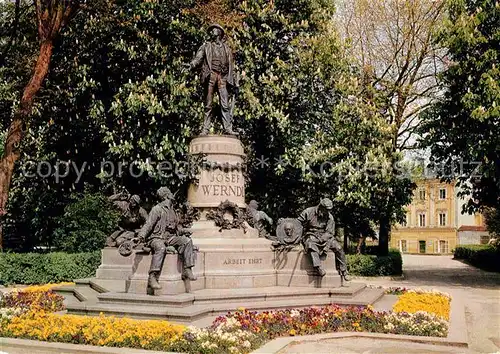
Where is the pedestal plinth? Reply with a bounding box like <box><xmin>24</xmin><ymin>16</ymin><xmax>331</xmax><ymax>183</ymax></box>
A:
<box><xmin>66</xmin><ymin>135</ymin><xmax>380</xmax><ymax>322</ymax></box>
<box><xmin>187</xmin><ymin>135</ymin><xmax>258</xmax><ymax>239</ymax></box>
<box><xmin>188</xmin><ymin>135</ymin><xmax>246</xmax><ymax>208</ymax></box>
<box><xmin>96</xmin><ymin>246</ymin><xmax>341</xmax><ymax>295</ymax></box>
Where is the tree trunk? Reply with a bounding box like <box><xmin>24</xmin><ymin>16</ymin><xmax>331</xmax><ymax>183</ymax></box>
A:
<box><xmin>378</xmin><ymin>214</ymin><xmax>390</xmax><ymax>256</ymax></box>
<box><xmin>0</xmin><ymin>39</ymin><xmax>54</xmax><ymax>249</ymax></box>
<box><xmin>357</xmin><ymin>235</ymin><xmax>366</xmax><ymax>254</ymax></box>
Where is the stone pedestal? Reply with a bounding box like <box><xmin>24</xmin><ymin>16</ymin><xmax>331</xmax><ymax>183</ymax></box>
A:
<box><xmin>188</xmin><ymin>135</ymin><xmax>246</xmax><ymax>208</ymax></box>
<box><xmin>96</xmin><ymin>248</ymin><xmax>134</xmax><ymax>280</ymax></box>
<box><xmin>187</xmin><ymin>135</ymin><xmax>259</xmax><ymax>239</ymax></box>
<box><xmin>93</xmin><ymin>135</ymin><xmax>342</xmax><ymax>296</ymax></box>
<box><xmin>96</xmin><ymin>245</ymin><xmax>341</xmax><ymax>295</ymax></box>
<box><xmin>67</xmin><ymin>134</ymin><xmax>381</xmax><ymax>322</ymax></box>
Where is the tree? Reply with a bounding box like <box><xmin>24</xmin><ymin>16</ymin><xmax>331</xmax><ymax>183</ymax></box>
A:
<box><xmin>419</xmin><ymin>0</ymin><xmax>500</xmax><ymax>214</ymax></box>
<box><xmin>0</xmin><ymin>0</ymin><xmax>405</xmax><ymax>252</ymax></box>
<box><xmin>335</xmin><ymin>0</ymin><xmax>445</xmax><ymax>254</ymax></box>
<box><xmin>484</xmin><ymin>208</ymin><xmax>500</xmax><ymax>240</ymax></box>
<box><xmin>0</xmin><ymin>0</ymin><xmax>83</xmax><ymax>248</ymax></box>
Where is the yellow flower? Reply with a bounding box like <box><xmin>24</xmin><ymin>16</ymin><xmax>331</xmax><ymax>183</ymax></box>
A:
<box><xmin>289</xmin><ymin>329</ymin><xmax>296</xmax><ymax>336</ymax></box>
<box><xmin>2</xmin><ymin>310</ymin><xmax>186</xmax><ymax>349</ymax></box>
<box><xmin>393</xmin><ymin>292</ymin><xmax>450</xmax><ymax>320</ymax></box>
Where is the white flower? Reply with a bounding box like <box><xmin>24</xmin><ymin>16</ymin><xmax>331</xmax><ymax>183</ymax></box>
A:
<box><xmin>242</xmin><ymin>340</ymin><xmax>251</xmax><ymax>348</ymax></box>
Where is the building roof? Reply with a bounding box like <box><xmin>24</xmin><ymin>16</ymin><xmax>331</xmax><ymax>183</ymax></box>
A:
<box><xmin>457</xmin><ymin>225</ymin><xmax>487</xmax><ymax>232</ymax></box>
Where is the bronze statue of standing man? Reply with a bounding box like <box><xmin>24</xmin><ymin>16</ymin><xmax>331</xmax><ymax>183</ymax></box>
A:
<box><xmin>185</xmin><ymin>24</ymin><xmax>238</xmax><ymax>136</ymax></box>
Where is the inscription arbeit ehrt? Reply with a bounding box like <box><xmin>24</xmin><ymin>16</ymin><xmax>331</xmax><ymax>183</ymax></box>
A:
<box><xmin>223</xmin><ymin>258</ymin><xmax>263</xmax><ymax>265</ymax></box>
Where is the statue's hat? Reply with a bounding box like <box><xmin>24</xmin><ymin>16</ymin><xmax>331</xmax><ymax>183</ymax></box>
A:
<box><xmin>207</xmin><ymin>23</ymin><xmax>225</xmax><ymax>37</ymax></box>
<box><xmin>157</xmin><ymin>186</ymin><xmax>175</xmax><ymax>200</ymax></box>
<box><xmin>319</xmin><ymin>198</ymin><xmax>333</xmax><ymax>210</ymax></box>
<box><xmin>130</xmin><ymin>194</ymin><xmax>141</xmax><ymax>204</ymax></box>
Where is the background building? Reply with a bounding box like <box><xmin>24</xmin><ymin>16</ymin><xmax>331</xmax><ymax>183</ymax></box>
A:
<box><xmin>391</xmin><ymin>179</ymin><xmax>488</xmax><ymax>254</ymax></box>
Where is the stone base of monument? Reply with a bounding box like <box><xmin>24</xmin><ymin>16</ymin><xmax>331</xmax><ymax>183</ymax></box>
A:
<box><xmin>62</xmin><ymin>245</ymin><xmax>386</xmax><ymax>324</ymax></box>
<box><xmin>60</xmin><ymin>134</ymin><xmax>388</xmax><ymax>323</ymax></box>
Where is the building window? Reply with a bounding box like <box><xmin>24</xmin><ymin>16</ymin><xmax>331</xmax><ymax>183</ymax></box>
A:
<box><xmin>419</xmin><ymin>189</ymin><xmax>426</xmax><ymax>201</ymax></box>
<box><xmin>439</xmin><ymin>188</ymin><xmax>446</xmax><ymax>200</ymax></box>
<box><xmin>400</xmin><ymin>214</ymin><xmax>408</xmax><ymax>227</ymax></box>
<box><xmin>419</xmin><ymin>213</ymin><xmax>426</xmax><ymax>227</ymax></box>
<box><xmin>439</xmin><ymin>213</ymin><xmax>446</xmax><ymax>226</ymax></box>
<box><xmin>439</xmin><ymin>240</ymin><xmax>449</xmax><ymax>254</ymax></box>
<box><xmin>419</xmin><ymin>240</ymin><xmax>426</xmax><ymax>253</ymax></box>
<box><xmin>399</xmin><ymin>240</ymin><xmax>407</xmax><ymax>253</ymax></box>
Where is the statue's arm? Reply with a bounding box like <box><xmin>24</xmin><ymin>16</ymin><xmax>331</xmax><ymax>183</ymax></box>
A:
<box><xmin>109</xmin><ymin>191</ymin><xmax>128</xmax><ymax>202</ymax></box>
<box><xmin>297</xmin><ymin>209</ymin><xmax>308</xmax><ymax>225</ymax></box>
<box><xmin>324</xmin><ymin>215</ymin><xmax>336</xmax><ymax>240</ymax></box>
<box><xmin>139</xmin><ymin>207</ymin><xmax>148</xmax><ymax>222</ymax></box>
<box><xmin>138</xmin><ymin>208</ymin><xmax>159</xmax><ymax>241</ymax></box>
<box><xmin>189</xmin><ymin>44</ymin><xmax>206</xmax><ymax>69</ymax></box>
<box><xmin>263</xmin><ymin>212</ymin><xmax>273</xmax><ymax>225</ymax></box>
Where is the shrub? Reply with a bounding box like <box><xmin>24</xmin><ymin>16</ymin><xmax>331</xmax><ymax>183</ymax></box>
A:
<box><xmin>52</xmin><ymin>191</ymin><xmax>120</xmax><ymax>253</ymax></box>
<box><xmin>347</xmin><ymin>249</ymin><xmax>402</xmax><ymax>276</ymax></box>
<box><xmin>0</xmin><ymin>252</ymin><xmax>101</xmax><ymax>285</ymax></box>
<box><xmin>453</xmin><ymin>245</ymin><xmax>500</xmax><ymax>272</ymax></box>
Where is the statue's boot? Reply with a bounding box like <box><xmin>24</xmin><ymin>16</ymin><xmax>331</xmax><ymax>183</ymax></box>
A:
<box><xmin>182</xmin><ymin>267</ymin><xmax>197</xmax><ymax>281</ymax></box>
<box><xmin>314</xmin><ymin>266</ymin><xmax>326</xmax><ymax>277</ymax></box>
<box><xmin>225</xmin><ymin>129</ymin><xmax>238</xmax><ymax>136</ymax></box>
<box><xmin>148</xmin><ymin>272</ymin><xmax>162</xmax><ymax>290</ymax></box>
<box><xmin>341</xmin><ymin>271</ymin><xmax>351</xmax><ymax>282</ymax></box>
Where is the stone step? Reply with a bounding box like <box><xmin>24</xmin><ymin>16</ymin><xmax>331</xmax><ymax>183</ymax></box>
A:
<box><xmin>73</xmin><ymin>285</ymin><xmax>101</xmax><ymax>303</ymax></box>
<box><xmin>97</xmin><ymin>292</ymin><xmax>195</xmax><ymax>307</ymax></box>
<box><xmin>55</xmin><ymin>281</ymin><xmax>104</xmax><ymax>304</ymax></box>
<box><xmin>193</xmin><ymin>283</ymin><xmax>367</xmax><ymax>304</ymax></box>
<box><xmin>66</xmin><ymin>286</ymin><xmax>385</xmax><ymax>324</ymax></box>
<box><xmin>95</xmin><ymin>283</ymin><xmax>366</xmax><ymax>307</ymax></box>
<box><xmin>55</xmin><ymin>286</ymin><xmax>82</xmax><ymax>306</ymax></box>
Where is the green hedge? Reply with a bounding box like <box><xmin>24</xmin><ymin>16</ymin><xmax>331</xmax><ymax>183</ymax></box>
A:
<box><xmin>453</xmin><ymin>245</ymin><xmax>500</xmax><ymax>272</ymax></box>
<box><xmin>0</xmin><ymin>251</ymin><xmax>101</xmax><ymax>285</ymax></box>
<box><xmin>347</xmin><ymin>249</ymin><xmax>403</xmax><ymax>276</ymax></box>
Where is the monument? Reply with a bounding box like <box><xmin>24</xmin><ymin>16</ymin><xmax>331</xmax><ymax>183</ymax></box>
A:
<box><xmin>61</xmin><ymin>24</ymin><xmax>384</xmax><ymax>322</ymax></box>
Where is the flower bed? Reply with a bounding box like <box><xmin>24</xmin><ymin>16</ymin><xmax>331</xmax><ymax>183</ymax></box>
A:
<box><xmin>3</xmin><ymin>311</ymin><xmax>185</xmax><ymax>349</ymax></box>
<box><xmin>0</xmin><ymin>285</ymin><xmax>452</xmax><ymax>353</ymax></box>
<box><xmin>393</xmin><ymin>289</ymin><xmax>451</xmax><ymax>320</ymax></box>
<box><xmin>211</xmin><ymin>305</ymin><xmax>448</xmax><ymax>339</ymax></box>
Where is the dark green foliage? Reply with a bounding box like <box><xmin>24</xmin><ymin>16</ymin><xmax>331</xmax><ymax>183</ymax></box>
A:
<box><xmin>0</xmin><ymin>251</ymin><xmax>101</xmax><ymax>285</ymax></box>
<box><xmin>453</xmin><ymin>245</ymin><xmax>500</xmax><ymax>272</ymax></box>
<box><xmin>484</xmin><ymin>207</ymin><xmax>500</xmax><ymax>238</ymax></box>
<box><xmin>419</xmin><ymin>0</ymin><xmax>500</xmax><ymax>213</ymax></box>
<box><xmin>52</xmin><ymin>192</ymin><xmax>120</xmax><ymax>252</ymax></box>
<box><xmin>347</xmin><ymin>249</ymin><xmax>403</xmax><ymax>276</ymax></box>
<box><xmin>346</xmin><ymin>245</ymin><xmax>379</xmax><ymax>255</ymax></box>
<box><xmin>1</xmin><ymin>0</ymin><xmax>409</xmax><ymax>253</ymax></box>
